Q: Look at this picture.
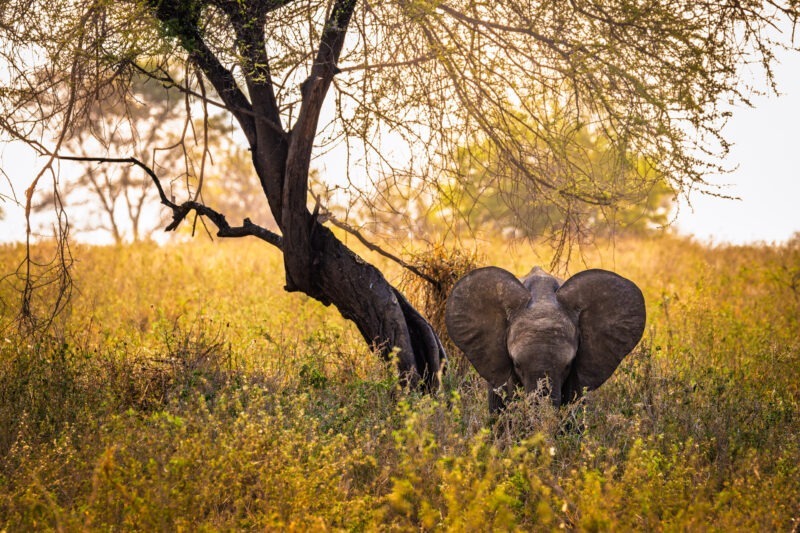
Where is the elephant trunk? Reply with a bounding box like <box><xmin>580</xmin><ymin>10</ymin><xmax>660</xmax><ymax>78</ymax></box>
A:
<box><xmin>522</xmin><ymin>375</ymin><xmax>562</xmax><ymax>408</ymax></box>
<box><xmin>549</xmin><ymin>379</ymin><xmax>562</xmax><ymax>408</ymax></box>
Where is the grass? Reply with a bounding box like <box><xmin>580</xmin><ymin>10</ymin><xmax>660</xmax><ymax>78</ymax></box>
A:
<box><xmin>0</xmin><ymin>233</ymin><xmax>798</xmax><ymax>530</ymax></box>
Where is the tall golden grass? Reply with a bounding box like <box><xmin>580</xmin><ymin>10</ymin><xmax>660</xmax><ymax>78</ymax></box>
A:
<box><xmin>1</xmin><ymin>233</ymin><xmax>798</xmax><ymax>530</ymax></box>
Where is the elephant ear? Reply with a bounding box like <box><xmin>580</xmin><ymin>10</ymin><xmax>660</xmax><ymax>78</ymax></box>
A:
<box><xmin>445</xmin><ymin>267</ymin><xmax>531</xmax><ymax>387</ymax></box>
<box><xmin>556</xmin><ymin>269</ymin><xmax>646</xmax><ymax>400</ymax></box>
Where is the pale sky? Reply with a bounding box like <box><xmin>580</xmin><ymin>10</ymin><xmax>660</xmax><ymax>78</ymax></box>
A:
<box><xmin>1</xmin><ymin>49</ymin><xmax>799</xmax><ymax>245</ymax></box>
<box><xmin>673</xmin><ymin>44</ymin><xmax>800</xmax><ymax>244</ymax></box>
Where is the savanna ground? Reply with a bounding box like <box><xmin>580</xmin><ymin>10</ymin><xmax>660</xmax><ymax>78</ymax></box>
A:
<box><xmin>0</xmin><ymin>233</ymin><xmax>798</xmax><ymax>530</ymax></box>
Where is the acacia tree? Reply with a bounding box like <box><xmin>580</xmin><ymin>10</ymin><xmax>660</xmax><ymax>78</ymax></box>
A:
<box><xmin>1</xmin><ymin>0</ymin><xmax>797</xmax><ymax>385</ymax></box>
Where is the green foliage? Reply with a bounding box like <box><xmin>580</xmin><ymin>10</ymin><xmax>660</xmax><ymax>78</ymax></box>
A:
<box><xmin>1</xmin><ymin>236</ymin><xmax>799</xmax><ymax>529</ymax></box>
<box><xmin>147</xmin><ymin>0</ymin><xmax>206</xmax><ymax>50</ymax></box>
<box><xmin>381</xmin><ymin>397</ymin><xmax>567</xmax><ymax>530</ymax></box>
<box><xmin>442</xmin><ymin>117</ymin><xmax>675</xmax><ymax>239</ymax></box>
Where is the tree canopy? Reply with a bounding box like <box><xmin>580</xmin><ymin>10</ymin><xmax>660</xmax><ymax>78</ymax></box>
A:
<box><xmin>1</xmin><ymin>0</ymin><xmax>797</xmax><ymax>378</ymax></box>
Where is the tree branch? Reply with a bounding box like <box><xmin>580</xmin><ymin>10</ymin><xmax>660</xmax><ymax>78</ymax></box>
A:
<box><xmin>213</xmin><ymin>1</ymin><xmax>283</xmax><ymax>131</ymax></box>
<box><xmin>148</xmin><ymin>0</ymin><xmax>258</xmax><ymax>145</ymax></box>
<box><xmin>338</xmin><ymin>53</ymin><xmax>436</xmax><ymax>73</ymax></box>
<box><xmin>165</xmin><ymin>201</ymin><xmax>283</xmax><ymax>248</ymax></box>
<box><xmin>435</xmin><ymin>2</ymin><xmax>571</xmax><ymax>58</ymax></box>
<box><xmin>210</xmin><ymin>1</ymin><xmax>289</xmax><ymax>218</ymax></box>
<box><xmin>53</xmin><ymin>154</ymin><xmax>284</xmax><ymax>249</ymax></box>
<box><xmin>189</xmin><ymin>39</ymin><xmax>259</xmax><ymax>145</ymax></box>
<box><xmin>321</xmin><ymin>212</ymin><xmax>440</xmax><ymax>288</ymax></box>
<box><xmin>281</xmin><ymin>0</ymin><xmax>358</xmax><ymax>293</ymax></box>
<box><xmin>212</xmin><ymin>0</ymin><xmax>296</xmax><ymax>17</ymax></box>
<box><xmin>129</xmin><ymin>62</ymin><xmax>287</xmax><ymax>140</ymax></box>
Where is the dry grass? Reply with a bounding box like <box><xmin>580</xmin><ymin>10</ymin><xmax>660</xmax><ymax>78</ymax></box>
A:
<box><xmin>0</xmin><ymin>233</ymin><xmax>798</xmax><ymax>530</ymax></box>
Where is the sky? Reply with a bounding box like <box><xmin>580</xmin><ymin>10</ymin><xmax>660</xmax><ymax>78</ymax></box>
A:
<box><xmin>1</xmin><ymin>49</ymin><xmax>799</xmax><ymax>246</ymax></box>
<box><xmin>672</xmin><ymin>43</ymin><xmax>800</xmax><ymax>244</ymax></box>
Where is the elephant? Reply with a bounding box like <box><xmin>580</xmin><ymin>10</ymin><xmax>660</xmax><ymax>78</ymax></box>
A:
<box><xmin>445</xmin><ymin>266</ymin><xmax>646</xmax><ymax>411</ymax></box>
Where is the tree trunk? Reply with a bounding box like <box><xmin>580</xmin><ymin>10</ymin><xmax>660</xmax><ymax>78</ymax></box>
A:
<box><xmin>255</xmin><ymin>149</ymin><xmax>446</xmax><ymax>388</ymax></box>
<box><xmin>301</xmin><ymin>219</ymin><xmax>445</xmax><ymax>389</ymax></box>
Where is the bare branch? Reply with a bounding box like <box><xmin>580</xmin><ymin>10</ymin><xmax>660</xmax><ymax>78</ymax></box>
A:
<box><xmin>309</xmin><ymin>191</ymin><xmax>439</xmax><ymax>287</ymax></box>
<box><xmin>52</xmin><ymin>154</ymin><xmax>283</xmax><ymax>249</ymax></box>
<box><xmin>165</xmin><ymin>201</ymin><xmax>283</xmax><ymax>249</ymax></box>
<box><xmin>338</xmin><ymin>53</ymin><xmax>436</xmax><ymax>73</ymax></box>
<box><xmin>435</xmin><ymin>2</ymin><xmax>569</xmax><ymax>57</ymax></box>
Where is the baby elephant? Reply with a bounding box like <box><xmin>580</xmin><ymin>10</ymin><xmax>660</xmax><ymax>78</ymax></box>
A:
<box><xmin>445</xmin><ymin>266</ymin><xmax>645</xmax><ymax>411</ymax></box>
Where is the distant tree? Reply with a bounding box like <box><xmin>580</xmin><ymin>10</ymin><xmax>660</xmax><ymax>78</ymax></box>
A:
<box><xmin>442</xmin><ymin>118</ymin><xmax>676</xmax><ymax>243</ymax></box>
<box><xmin>32</xmin><ymin>75</ymin><xmax>183</xmax><ymax>244</ymax></box>
<box><xmin>1</xmin><ymin>0</ymin><xmax>797</xmax><ymax>382</ymax></box>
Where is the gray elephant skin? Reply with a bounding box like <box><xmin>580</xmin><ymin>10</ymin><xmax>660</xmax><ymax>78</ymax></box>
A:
<box><xmin>445</xmin><ymin>266</ymin><xmax>646</xmax><ymax>411</ymax></box>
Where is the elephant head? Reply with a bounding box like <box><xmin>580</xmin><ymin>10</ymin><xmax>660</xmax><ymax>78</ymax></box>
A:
<box><xmin>445</xmin><ymin>266</ymin><xmax>645</xmax><ymax>409</ymax></box>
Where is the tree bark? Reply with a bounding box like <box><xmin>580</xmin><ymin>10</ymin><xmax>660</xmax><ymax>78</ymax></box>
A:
<box><xmin>308</xmin><ymin>221</ymin><xmax>445</xmax><ymax>389</ymax></box>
